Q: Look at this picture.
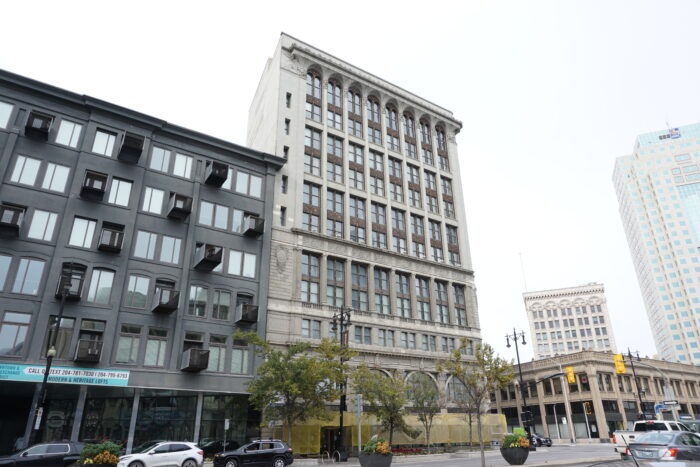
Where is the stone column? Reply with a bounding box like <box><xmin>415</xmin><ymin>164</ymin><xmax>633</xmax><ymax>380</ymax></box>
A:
<box><xmin>70</xmin><ymin>385</ymin><xmax>88</xmax><ymax>441</ymax></box>
<box><xmin>367</xmin><ymin>264</ymin><xmax>376</xmax><ymax>312</ymax></box>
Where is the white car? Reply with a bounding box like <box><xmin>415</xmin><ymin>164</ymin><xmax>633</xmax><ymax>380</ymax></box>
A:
<box><xmin>118</xmin><ymin>442</ymin><xmax>203</xmax><ymax>467</ymax></box>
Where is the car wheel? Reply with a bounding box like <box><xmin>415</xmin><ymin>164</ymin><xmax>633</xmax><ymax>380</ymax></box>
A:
<box><xmin>225</xmin><ymin>459</ymin><xmax>238</xmax><ymax>467</ymax></box>
<box><xmin>272</xmin><ymin>457</ymin><xmax>286</xmax><ymax>467</ymax></box>
<box><xmin>129</xmin><ymin>462</ymin><xmax>145</xmax><ymax>467</ymax></box>
<box><xmin>182</xmin><ymin>459</ymin><xmax>197</xmax><ymax>467</ymax></box>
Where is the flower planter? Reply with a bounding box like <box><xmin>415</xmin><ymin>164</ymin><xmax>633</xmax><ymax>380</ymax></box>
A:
<box><xmin>500</xmin><ymin>447</ymin><xmax>529</xmax><ymax>465</ymax></box>
<box><xmin>359</xmin><ymin>453</ymin><xmax>393</xmax><ymax>467</ymax></box>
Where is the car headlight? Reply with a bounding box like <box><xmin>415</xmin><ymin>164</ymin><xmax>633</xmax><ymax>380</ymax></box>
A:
<box><xmin>119</xmin><ymin>456</ymin><xmax>132</xmax><ymax>461</ymax></box>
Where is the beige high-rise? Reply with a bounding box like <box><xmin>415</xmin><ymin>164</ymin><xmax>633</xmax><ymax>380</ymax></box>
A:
<box><xmin>247</xmin><ymin>33</ymin><xmax>481</xmax><ymax>377</ymax></box>
<box><xmin>524</xmin><ymin>283</ymin><xmax>617</xmax><ymax>360</ymax></box>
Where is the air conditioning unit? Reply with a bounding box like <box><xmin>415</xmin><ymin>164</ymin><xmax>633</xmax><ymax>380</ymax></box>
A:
<box><xmin>167</xmin><ymin>193</ymin><xmax>193</xmax><ymax>220</ymax></box>
<box><xmin>194</xmin><ymin>244</ymin><xmax>223</xmax><ymax>271</ymax></box>
<box><xmin>25</xmin><ymin>111</ymin><xmax>53</xmax><ymax>141</ymax></box>
<box><xmin>236</xmin><ymin>304</ymin><xmax>259</xmax><ymax>323</ymax></box>
<box><xmin>80</xmin><ymin>171</ymin><xmax>108</xmax><ymax>202</ymax></box>
<box><xmin>203</xmin><ymin>161</ymin><xmax>228</xmax><ymax>187</ymax></box>
<box><xmin>243</xmin><ymin>215</ymin><xmax>264</xmax><ymax>236</ymax></box>
<box><xmin>117</xmin><ymin>132</ymin><xmax>145</xmax><ymax>164</ymax></box>
<box><xmin>75</xmin><ymin>340</ymin><xmax>103</xmax><ymax>363</ymax></box>
<box><xmin>0</xmin><ymin>205</ymin><xmax>24</xmax><ymax>237</ymax></box>
<box><xmin>97</xmin><ymin>228</ymin><xmax>124</xmax><ymax>253</ymax></box>
<box><xmin>180</xmin><ymin>348</ymin><xmax>210</xmax><ymax>372</ymax></box>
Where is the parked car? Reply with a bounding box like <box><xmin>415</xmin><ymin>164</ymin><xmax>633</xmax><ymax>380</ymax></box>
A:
<box><xmin>612</xmin><ymin>420</ymin><xmax>692</xmax><ymax>458</ymax></box>
<box><xmin>117</xmin><ymin>442</ymin><xmax>203</xmax><ymax>467</ymax></box>
<box><xmin>198</xmin><ymin>440</ymin><xmax>240</xmax><ymax>459</ymax></box>
<box><xmin>530</xmin><ymin>433</ymin><xmax>552</xmax><ymax>447</ymax></box>
<box><xmin>627</xmin><ymin>431</ymin><xmax>700</xmax><ymax>461</ymax></box>
<box><xmin>213</xmin><ymin>440</ymin><xmax>293</xmax><ymax>467</ymax></box>
<box><xmin>0</xmin><ymin>441</ymin><xmax>84</xmax><ymax>467</ymax></box>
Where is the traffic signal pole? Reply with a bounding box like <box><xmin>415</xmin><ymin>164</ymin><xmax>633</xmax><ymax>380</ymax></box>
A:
<box><xmin>626</xmin><ymin>348</ymin><xmax>646</xmax><ymax>417</ymax></box>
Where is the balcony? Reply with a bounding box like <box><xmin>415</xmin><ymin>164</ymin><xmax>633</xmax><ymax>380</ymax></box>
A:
<box><xmin>194</xmin><ymin>244</ymin><xmax>222</xmax><ymax>271</ymax></box>
<box><xmin>25</xmin><ymin>111</ymin><xmax>53</xmax><ymax>141</ymax></box>
<box><xmin>117</xmin><ymin>132</ymin><xmax>144</xmax><ymax>164</ymax></box>
<box><xmin>54</xmin><ymin>263</ymin><xmax>86</xmax><ymax>301</ymax></box>
<box><xmin>236</xmin><ymin>304</ymin><xmax>259</xmax><ymax>324</ymax></box>
<box><xmin>243</xmin><ymin>215</ymin><xmax>264</xmax><ymax>236</ymax></box>
<box><xmin>74</xmin><ymin>340</ymin><xmax>103</xmax><ymax>363</ymax></box>
<box><xmin>167</xmin><ymin>193</ymin><xmax>192</xmax><ymax>220</ymax></box>
<box><xmin>97</xmin><ymin>227</ymin><xmax>124</xmax><ymax>253</ymax></box>
<box><xmin>0</xmin><ymin>205</ymin><xmax>24</xmax><ymax>237</ymax></box>
<box><xmin>152</xmin><ymin>288</ymin><xmax>180</xmax><ymax>313</ymax></box>
<box><xmin>203</xmin><ymin>161</ymin><xmax>228</xmax><ymax>187</ymax></box>
<box><xmin>80</xmin><ymin>171</ymin><xmax>108</xmax><ymax>201</ymax></box>
<box><xmin>180</xmin><ymin>348</ymin><xmax>209</xmax><ymax>372</ymax></box>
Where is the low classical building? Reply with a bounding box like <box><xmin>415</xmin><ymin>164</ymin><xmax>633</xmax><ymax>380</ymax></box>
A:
<box><xmin>491</xmin><ymin>350</ymin><xmax>700</xmax><ymax>442</ymax></box>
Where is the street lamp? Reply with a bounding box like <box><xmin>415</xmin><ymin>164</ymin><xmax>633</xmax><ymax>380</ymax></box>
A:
<box><xmin>505</xmin><ymin>328</ymin><xmax>534</xmax><ymax>449</ymax></box>
<box><xmin>27</xmin><ymin>262</ymin><xmax>76</xmax><ymax>447</ymax></box>
<box><xmin>330</xmin><ymin>307</ymin><xmax>351</xmax><ymax>462</ymax></box>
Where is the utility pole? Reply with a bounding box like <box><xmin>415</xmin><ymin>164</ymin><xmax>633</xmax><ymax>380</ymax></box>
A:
<box><xmin>626</xmin><ymin>348</ymin><xmax>646</xmax><ymax>418</ymax></box>
<box><xmin>331</xmin><ymin>307</ymin><xmax>351</xmax><ymax>462</ymax></box>
<box><xmin>505</xmin><ymin>328</ymin><xmax>533</xmax><ymax>449</ymax></box>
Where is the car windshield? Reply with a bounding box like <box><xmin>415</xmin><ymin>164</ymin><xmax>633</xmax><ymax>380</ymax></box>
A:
<box><xmin>132</xmin><ymin>441</ymin><xmax>161</xmax><ymax>454</ymax></box>
<box><xmin>635</xmin><ymin>432</ymin><xmax>675</xmax><ymax>444</ymax></box>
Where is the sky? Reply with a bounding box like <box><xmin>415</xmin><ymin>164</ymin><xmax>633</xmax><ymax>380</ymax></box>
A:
<box><xmin>3</xmin><ymin>0</ymin><xmax>700</xmax><ymax>362</ymax></box>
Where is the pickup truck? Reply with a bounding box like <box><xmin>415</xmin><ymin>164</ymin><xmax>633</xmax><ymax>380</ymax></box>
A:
<box><xmin>612</xmin><ymin>420</ymin><xmax>692</xmax><ymax>458</ymax></box>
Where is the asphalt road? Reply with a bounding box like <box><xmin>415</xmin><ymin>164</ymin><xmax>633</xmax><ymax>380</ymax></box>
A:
<box><xmin>296</xmin><ymin>444</ymin><xmax>621</xmax><ymax>467</ymax></box>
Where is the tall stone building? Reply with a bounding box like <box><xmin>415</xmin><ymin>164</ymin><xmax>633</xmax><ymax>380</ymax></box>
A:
<box><xmin>247</xmin><ymin>32</ymin><xmax>481</xmax><ymax>433</ymax></box>
<box><xmin>614</xmin><ymin>124</ymin><xmax>700</xmax><ymax>364</ymax></box>
<box><xmin>523</xmin><ymin>283</ymin><xmax>617</xmax><ymax>360</ymax></box>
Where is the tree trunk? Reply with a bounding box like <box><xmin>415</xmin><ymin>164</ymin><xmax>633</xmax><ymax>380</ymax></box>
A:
<box><xmin>388</xmin><ymin>421</ymin><xmax>394</xmax><ymax>447</ymax></box>
<box><xmin>477</xmin><ymin>412</ymin><xmax>485</xmax><ymax>467</ymax></box>
<box><xmin>285</xmin><ymin>417</ymin><xmax>293</xmax><ymax>447</ymax></box>
<box><xmin>425</xmin><ymin>427</ymin><xmax>430</xmax><ymax>453</ymax></box>
<box><xmin>468</xmin><ymin>412</ymin><xmax>473</xmax><ymax>448</ymax></box>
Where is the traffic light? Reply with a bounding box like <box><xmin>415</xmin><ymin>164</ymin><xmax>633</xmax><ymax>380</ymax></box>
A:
<box><xmin>613</xmin><ymin>354</ymin><xmax>626</xmax><ymax>374</ymax></box>
<box><xmin>584</xmin><ymin>401</ymin><xmax>592</xmax><ymax>415</ymax></box>
<box><xmin>522</xmin><ymin>410</ymin><xmax>534</xmax><ymax>425</ymax></box>
<box><xmin>565</xmin><ymin>366</ymin><xmax>576</xmax><ymax>384</ymax></box>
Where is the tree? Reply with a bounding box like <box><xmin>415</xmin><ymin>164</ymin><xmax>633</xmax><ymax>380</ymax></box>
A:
<box><xmin>406</xmin><ymin>372</ymin><xmax>442</xmax><ymax>452</ymax></box>
<box><xmin>237</xmin><ymin>332</ymin><xmax>352</xmax><ymax>447</ymax></box>
<box><xmin>352</xmin><ymin>366</ymin><xmax>417</xmax><ymax>446</ymax></box>
<box><xmin>442</xmin><ymin>341</ymin><xmax>514</xmax><ymax>467</ymax></box>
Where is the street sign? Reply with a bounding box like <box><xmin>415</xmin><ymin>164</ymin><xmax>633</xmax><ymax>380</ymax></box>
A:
<box><xmin>565</xmin><ymin>366</ymin><xmax>575</xmax><ymax>384</ymax></box>
<box><xmin>655</xmin><ymin>404</ymin><xmax>666</xmax><ymax>414</ymax></box>
<box><xmin>562</xmin><ymin>417</ymin><xmax>567</xmax><ymax>425</ymax></box>
<box><xmin>613</xmin><ymin>354</ymin><xmax>626</xmax><ymax>374</ymax></box>
<box><xmin>224</xmin><ymin>418</ymin><xmax>230</xmax><ymax>430</ymax></box>
<box><xmin>663</xmin><ymin>400</ymin><xmax>679</xmax><ymax>406</ymax></box>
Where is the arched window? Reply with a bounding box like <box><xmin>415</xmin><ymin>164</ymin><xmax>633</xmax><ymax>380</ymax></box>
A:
<box><xmin>419</xmin><ymin>119</ymin><xmax>432</xmax><ymax>145</ymax></box>
<box><xmin>403</xmin><ymin>113</ymin><xmax>417</xmax><ymax>159</ymax></box>
<box><xmin>347</xmin><ymin>88</ymin><xmax>362</xmax><ymax>137</ymax></box>
<box><xmin>436</xmin><ymin>126</ymin><xmax>450</xmax><ymax>171</ymax></box>
<box><xmin>305</xmin><ymin>71</ymin><xmax>322</xmax><ymax>122</ymax></box>
<box><xmin>385</xmin><ymin>105</ymin><xmax>400</xmax><ymax>152</ymax></box>
<box><xmin>367</xmin><ymin>97</ymin><xmax>382</xmax><ymax>145</ymax></box>
<box><xmin>327</xmin><ymin>80</ymin><xmax>343</xmax><ymax>130</ymax></box>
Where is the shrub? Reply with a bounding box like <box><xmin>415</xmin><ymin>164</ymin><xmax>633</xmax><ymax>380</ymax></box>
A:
<box><xmin>502</xmin><ymin>433</ymin><xmax>529</xmax><ymax>449</ymax></box>
<box><xmin>80</xmin><ymin>442</ymin><xmax>122</xmax><ymax>465</ymax></box>
<box><xmin>363</xmin><ymin>438</ymin><xmax>392</xmax><ymax>455</ymax></box>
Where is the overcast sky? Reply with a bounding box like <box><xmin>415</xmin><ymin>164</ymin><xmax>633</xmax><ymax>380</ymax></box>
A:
<box><xmin>3</xmin><ymin>0</ymin><xmax>699</xmax><ymax>362</ymax></box>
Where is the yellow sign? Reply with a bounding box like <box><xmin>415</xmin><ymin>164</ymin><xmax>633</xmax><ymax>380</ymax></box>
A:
<box><xmin>565</xmin><ymin>366</ymin><xmax>576</xmax><ymax>384</ymax></box>
<box><xmin>613</xmin><ymin>354</ymin><xmax>626</xmax><ymax>374</ymax></box>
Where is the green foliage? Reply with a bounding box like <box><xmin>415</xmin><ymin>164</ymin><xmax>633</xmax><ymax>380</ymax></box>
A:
<box><xmin>513</xmin><ymin>427</ymin><xmax>526</xmax><ymax>437</ymax></box>
<box><xmin>363</xmin><ymin>437</ymin><xmax>391</xmax><ymax>454</ymax></box>
<box><xmin>502</xmin><ymin>433</ymin><xmax>529</xmax><ymax>448</ymax></box>
<box><xmin>406</xmin><ymin>372</ymin><xmax>442</xmax><ymax>451</ymax></box>
<box><xmin>79</xmin><ymin>442</ymin><xmax>122</xmax><ymax>463</ymax></box>
<box><xmin>235</xmin><ymin>331</ymin><xmax>355</xmax><ymax>447</ymax></box>
<box><xmin>353</xmin><ymin>366</ymin><xmax>416</xmax><ymax>446</ymax></box>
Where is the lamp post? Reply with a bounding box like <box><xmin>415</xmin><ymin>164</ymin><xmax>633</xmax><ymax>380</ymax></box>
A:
<box><xmin>331</xmin><ymin>307</ymin><xmax>351</xmax><ymax>462</ymax></box>
<box><xmin>27</xmin><ymin>263</ymin><xmax>75</xmax><ymax>447</ymax></box>
<box><xmin>625</xmin><ymin>348</ymin><xmax>647</xmax><ymax>419</ymax></box>
<box><xmin>505</xmin><ymin>328</ymin><xmax>533</xmax><ymax>448</ymax></box>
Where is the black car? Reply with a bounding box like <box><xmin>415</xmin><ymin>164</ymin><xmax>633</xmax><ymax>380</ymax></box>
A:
<box><xmin>213</xmin><ymin>440</ymin><xmax>293</xmax><ymax>467</ymax></box>
<box><xmin>628</xmin><ymin>431</ymin><xmax>700</xmax><ymax>461</ymax></box>
<box><xmin>0</xmin><ymin>442</ymin><xmax>84</xmax><ymax>467</ymax></box>
<box><xmin>530</xmin><ymin>433</ymin><xmax>552</xmax><ymax>447</ymax></box>
<box><xmin>198</xmin><ymin>439</ymin><xmax>240</xmax><ymax>458</ymax></box>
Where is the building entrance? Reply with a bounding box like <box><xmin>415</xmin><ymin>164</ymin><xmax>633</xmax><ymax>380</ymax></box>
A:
<box><xmin>0</xmin><ymin>382</ymin><xmax>33</xmax><ymax>455</ymax></box>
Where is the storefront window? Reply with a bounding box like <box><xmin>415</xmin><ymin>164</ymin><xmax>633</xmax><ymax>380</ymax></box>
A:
<box><xmin>40</xmin><ymin>386</ymin><xmax>77</xmax><ymax>442</ymax></box>
<box><xmin>80</xmin><ymin>387</ymin><xmax>134</xmax><ymax>447</ymax></box>
<box><xmin>199</xmin><ymin>395</ymin><xmax>259</xmax><ymax>454</ymax></box>
<box><xmin>134</xmin><ymin>391</ymin><xmax>196</xmax><ymax>447</ymax></box>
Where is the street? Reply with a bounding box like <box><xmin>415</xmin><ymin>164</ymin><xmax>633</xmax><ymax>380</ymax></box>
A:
<box><xmin>294</xmin><ymin>444</ymin><xmax>620</xmax><ymax>467</ymax></box>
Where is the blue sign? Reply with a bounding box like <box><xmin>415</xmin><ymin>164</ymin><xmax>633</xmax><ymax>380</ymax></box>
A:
<box><xmin>655</xmin><ymin>404</ymin><xmax>666</xmax><ymax>414</ymax></box>
<box><xmin>0</xmin><ymin>363</ymin><xmax>130</xmax><ymax>386</ymax></box>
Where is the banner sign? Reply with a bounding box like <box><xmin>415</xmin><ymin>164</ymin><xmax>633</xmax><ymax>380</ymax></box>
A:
<box><xmin>0</xmin><ymin>363</ymin><xmax>129</xmax><ymax>386</ymax></box>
